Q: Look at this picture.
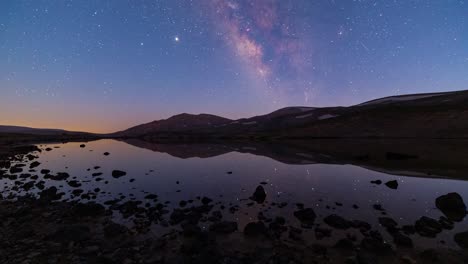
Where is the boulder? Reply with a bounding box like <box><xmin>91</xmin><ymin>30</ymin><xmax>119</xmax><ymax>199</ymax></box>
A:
<box><xmin>454</xmin><ymin>231</ymin><xmax>468</xmax><ymax>249</ymax></box>
<box><xmin>250</xmin><ymin>185</ymin><xmax>266</xmax><ymax>203</ymax></box>
<box><xmin>415</xmin><ymin>216</ymin><xmax>442</xmax><ymax>237</ymax></box>
<box><xmin>435</xmin><ymin>192</ymin><xmax>466</xmax><ymax>222</ymax></box>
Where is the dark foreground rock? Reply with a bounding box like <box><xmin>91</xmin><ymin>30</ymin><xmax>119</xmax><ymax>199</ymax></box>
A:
<box><xmin>250</xmin><ymin>185</ymin><xmax>266</xmax><ymax>203</ymax></box>
<box><xmin>455</xmin><ymin>231</ymin><xmax>468</xmax><ymax>249</ymax></box>
<box><xmin>436</xmin><ymin>192</ymin><xmax>467</xmax><ymax>222</ymax></box>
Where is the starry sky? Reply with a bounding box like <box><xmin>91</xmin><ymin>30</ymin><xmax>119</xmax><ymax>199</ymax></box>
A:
<box><xmin>1</xmin><ymin>0</ymin><xmax>467</xmax><ymax>133</ymax></box>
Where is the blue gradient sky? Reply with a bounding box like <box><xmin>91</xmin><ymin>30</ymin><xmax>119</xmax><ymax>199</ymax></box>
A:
<box><xmin>1</xmin><ymin>0</ymin><xmax>467</xmax><ymax>132</ymax></box>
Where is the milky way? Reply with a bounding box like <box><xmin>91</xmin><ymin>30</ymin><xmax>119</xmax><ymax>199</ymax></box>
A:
<box><xmin>0</xmin><ymin>0</ymin><xmax>467</xmax><ymax>132</ymax></box>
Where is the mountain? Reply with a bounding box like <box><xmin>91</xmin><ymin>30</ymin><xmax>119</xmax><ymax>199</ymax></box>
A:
<box><xmin>115</xmin><ymin>113</ymin><xmax>232</xmax><ymax>137</ymax></box>
<box><xmin>0</xmin><ymin>125</ymin><xmax>71</xmax><ymax>135</ymax></box>
<box><xmin>116</xmin><ymin>90</ymin><xmax>468</xmax><ymax>139</ymax></box>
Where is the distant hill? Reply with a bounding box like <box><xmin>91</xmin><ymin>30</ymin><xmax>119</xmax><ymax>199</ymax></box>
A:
<box><xmin>114</xmin><ymin>113</ymin><xmax>232</xmax><ymax>137</ymax></box>
<box><xmin>115</xmin><ymin>90</ymin><xmax>468</xmax><ymax>139</ymax></box>
<box><xmin>0</xmin><ymin>125</ymin><xmax>71</xmax><ymax>135</ymax></box>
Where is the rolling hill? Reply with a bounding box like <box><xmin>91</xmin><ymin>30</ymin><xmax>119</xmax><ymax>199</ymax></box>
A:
<box><xmin>115</xmin><ymin>90</ymin><xmax>468</xmax><ymax>139</ymax></box>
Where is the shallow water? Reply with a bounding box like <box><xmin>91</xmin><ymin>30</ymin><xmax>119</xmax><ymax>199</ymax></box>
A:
<box><xmin>2</xmin><ymin>139</ymin><xmax>468</xmax><ymax>250</ymax></box>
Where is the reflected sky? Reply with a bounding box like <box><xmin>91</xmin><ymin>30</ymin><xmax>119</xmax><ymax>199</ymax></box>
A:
<box><xmin>2</xmin><ymin>139</ymin><xmax>468</xmax><ymax>249</ymax></box>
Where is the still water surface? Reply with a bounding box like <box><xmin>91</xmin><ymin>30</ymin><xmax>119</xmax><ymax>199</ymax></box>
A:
<box><xmin>3</xmin><ymin>139</ymin><xmax>468</xmax><ymax>249</ymax></box>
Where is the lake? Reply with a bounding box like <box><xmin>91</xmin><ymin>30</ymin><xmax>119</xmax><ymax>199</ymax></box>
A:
<box><xmin>1</xmin><ymin>139</ymin><xmax>468</xmax><ymax>263</ymax></box>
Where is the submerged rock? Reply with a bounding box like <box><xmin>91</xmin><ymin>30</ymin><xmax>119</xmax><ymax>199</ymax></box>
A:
<box><xmin>435</xmin><ymin>192</ymin><xmax>466</xmax><ymax>222</ymax></box>
<box><xmin>112</xmin><ymin>170</ymin><xmax>127</xmax><ymax>178</ymax></box>
<box><xmin>250</xmin><ymin>185</ymin><xmax>266</xmax><ymax>203</ymax></box>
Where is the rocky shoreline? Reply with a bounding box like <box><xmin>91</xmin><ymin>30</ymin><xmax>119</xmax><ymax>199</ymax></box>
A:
<box><xmin>0</xmin><ymin>143</ymin><xmax>468</xmax><ymax>263</ymax></box>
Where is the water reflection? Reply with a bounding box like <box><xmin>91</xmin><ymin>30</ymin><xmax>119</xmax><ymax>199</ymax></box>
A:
<box><xmin>2</xmin><ymin>139</ymin><xmax>468</xmax><ymax>251</ymax></box>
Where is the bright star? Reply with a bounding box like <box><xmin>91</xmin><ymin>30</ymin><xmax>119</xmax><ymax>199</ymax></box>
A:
<box><xmin>174</xmin><ymin>36</ymin><xmax>180</xmax><ymax>42</ymax></box>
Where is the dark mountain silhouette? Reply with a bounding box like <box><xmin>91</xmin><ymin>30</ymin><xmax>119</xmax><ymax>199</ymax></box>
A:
<box><xmin>115</xmin><ymin>90</ymin><xmax>468</xmax><ymax>139</ymax></box>
<box><xmin>115</xmin><ymin>113</ymin><xmax>232</xmax><ymax>137</ymax></box>
<box><xmin>0</xmin><ymin>125</ymin><xmax>91</xmax><ymax>136</ymax></box>
<box><xmin>3</xmin><ymin>90</ymin><xmax>468</xmax><ymax>140</ymax></box>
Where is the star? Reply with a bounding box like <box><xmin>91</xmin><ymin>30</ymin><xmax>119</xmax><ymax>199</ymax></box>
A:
<box><xmin>174</xmin><ymin>36</ymin><xmax>180</xmax><ymax>42</ymax></box>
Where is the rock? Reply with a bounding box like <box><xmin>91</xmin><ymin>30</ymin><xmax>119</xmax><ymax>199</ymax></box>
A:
<box><xmin>435</xmin><ymin>192</ymin><xmax>467</xmax><ymax>222</ymax></box>
<box><xmin>145</xmin><ymin>194</ymin><xmax>158</xmax><ymax>200</ymax></box>
<box><xmin>67</xmin><ymin>180</ymin><xmax>82</xmax><ymax>188</ymax></box>
<box><xmin>30</xmin><ymin>161</ymin><xmax>41</xmax><ymax>168</ymax></box>
<box><xmin>415</xmin><ymin>216</ymin><xmax>442</xmax><ymax>237</ymax></box>
<box><xmin>209</xmin><ymin>221</ymin><xmax>238</xmax><ymax>234</ymax></box>
<box><xmin>243</xmin><ymin>221</ymin><xmax>267</xmax><ymax>236</ymax></box>
<box><xmin>181</xmin><ymin>222</ymin><xmax>202</xmax><ymax>237</ymax></box>
<box><xmin>293</xmin><ymin>208</ymin><xmax>316</xmax><ymax>226</ymax></box>
<box><xmin>250</xmin><ymin>185</ymin><xmax>266</xmax><ymax>203</ymax></box>
<box><xmin>335</xmin><ymin>238</ymin><xmax>355</xmax><ymax>250</ymax></box>
<box><xmin>324</xmin><ymin>214</ymin><xmax>351</xmax><ymax>229</ymax></box>
<box><xmin>50</xmin><ymin>225</ymin><xmax>91</xmax><ymax>242</ymax></box>
<box><xmin>73</xmin><ymin>202</ymin><xmax>106</xmax><ymax>217</ymax></box>
<box><xmin>315</xmin><ymin>227</ymin><xmax>332</xmax><ymax>240</ymax></box>
<box><xmin>112</xmin><ymin>170</ymin><xmax>127</xmax><ymax>178</ymax></box>
<box><xmin>80</xmin><ymin>144</ymin><xmax>86</xmax><ymax>148</ymax></box>
<box><xmin>9</xmin><ymin>166</ymin><xmax>23</xmax><ymax>174</ymax></box>
<box><xmin>351</xmin><ymin>220</ymin><xmax>371</xmax><ymax>232</ymax></box>
<box><xmin>39</xmin><ymin>186</ymin><xmax>63</xmax><ymax>200</ymax></box>
<box><xmin>370</xmin><ymin>180</ymin><xmax>382</xmax><ymax>185</ymax></box>
<box><xmin>104</xmin><ymin>222</ymin><xmax>129</xmax><ymax>238</ymax></box>
<box><xmin>92</xmin><ymin>172</ymin><xmax>103</xmax><ymax>177</ymax></box>
<box><xmin>454</xmin><ymin>231</ymin><xmax>468</xmax><ymax>249</ymax></box>
<box><xmin>201</xmin><ymin>197</ymin><xmax>212</xmax><ymax>205</ymax></box>
<box><xmin>40</xmin><ymin>169</ymin><xmax>50</xmax><ymax>174</ymax></box>
<box><xmin>103</xmin><ymin>152</ymin><xmax>110</xmax><ymax>156</ymax></box>
<box><xmin>361</xmin><ymin>236</ymin><xmax>394</xmax><ymax>256</ymax></box>
<box><xmin>373</xmin><ymin>204</ymin><xmax>384</xmax><ymax>211</ymax></box>
<box><xmin>72</xmin><ymin>189</ymin><xmax>84</xmax><ymax>196</ymax></box>
<box><xmin>385</xmin><ymin>180</ymin><xmax>398</xmax><ymax>189</ymax></box>
<box><xmin>392</xmin><ymin>232</ymin><xmax>413</xmax><ymax>248</ymax></box>
<box><xmin>379</xmin><ymin>217</ymin><xmax>398</xmax><ymax>230</ymax></box>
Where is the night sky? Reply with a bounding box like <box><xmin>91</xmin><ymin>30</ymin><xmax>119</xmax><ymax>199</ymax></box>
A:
<box><xmin>1</xmin><ymin>0</ymin><xmax>467</xmax><ymax>133</ymax></box>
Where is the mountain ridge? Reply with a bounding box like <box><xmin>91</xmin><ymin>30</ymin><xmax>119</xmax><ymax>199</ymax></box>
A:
<box><xmin>3</xmin><ymin>89</ymin><xmax>468</xmax><ymax>139</ymax></box>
